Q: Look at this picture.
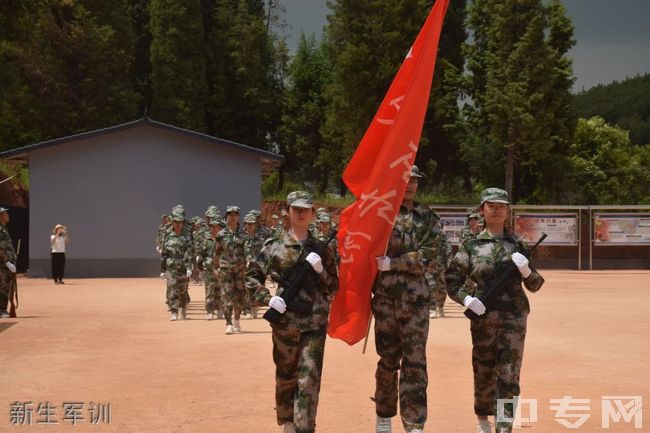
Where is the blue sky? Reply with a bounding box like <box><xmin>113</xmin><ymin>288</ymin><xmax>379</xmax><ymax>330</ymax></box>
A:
<box><xmin>279</xmin><ymin>0</ymin><xmax>650</xmax><ymax>91</ymax></box>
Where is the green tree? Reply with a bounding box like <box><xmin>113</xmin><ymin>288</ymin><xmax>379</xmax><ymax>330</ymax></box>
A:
<box><xmin>0</xmin><ymin>1</ymin><xmax>140</xmax><ymax>150</ymax></box>
<box><xmin>570</xmin><ymin>117</ymin><xmax>650</xmax><ymax>204</ymax></box>
<box><xmin>149</xmin><ymin>0</ymin><xmax>207</xmax><ymax>131</ymax></box>
<box><xmin>417</xmin><ymin>0</ymin><xmax>467</xmax><ymax>189</ymax></box>
<box><xmin>322</xmin><ymin>0</ymin><xmax>451</xmax><ymax>189</ymax></box>
<box><xmin>462</xmin><ymin>0</ymin><xmax>576</xmax><ymax>202</ymax></box>
<box><xmin>277</xmin><ymin>33</ymin><xmax>331</xmax><ymax>192</ymax></box>
<box><xmin>573</xmin><ymin>73</ymin><xmax>650</xmax><ymax>146</ymax></box>
<box><xmin>203</xmin><ymin>0</ymin><xmax>284</xmax><ymax>149</ymax></box>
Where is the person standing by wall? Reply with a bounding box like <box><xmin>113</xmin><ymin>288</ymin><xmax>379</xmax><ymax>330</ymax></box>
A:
<box><xmin>213</xmin><ymin>206</ymin><xmax>247</xmax><ymax>334</ymax></box>
<box><xmin>50</xmin><ymin>224</ymin><xmax>68</xmax><ymax>284</ymax></box>
<box><xmin>160</xmin><ymin>208</ymin><xmax>193</xmax><ymax>321</ymax></box>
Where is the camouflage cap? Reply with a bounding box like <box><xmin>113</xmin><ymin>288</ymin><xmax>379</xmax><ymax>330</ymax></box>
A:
<box><xmin>410</xmin><ymin>165</ymin><xmax>424</xmax><ymax>178</ymax></box>
<box><xmin>226</xmin><ymin>205</ymin><xmax>240</xmax><ymax>214</ymax></box>
<box><xmin>208</xmin><ymin>216</ymin><xmax>222</xmax><ymax>226</ymax></box>
<box><xmin>281</xmin><ymin>209</ymin><xmax>288</xmax><ymax>217</ymax></box>
<box><xmin>316</xmin><ymin>207</ymin><xmax>327</xmax><ymax>215</ymax></box>
<box><xmin>205</xmin><ymin>205</ymin><xmax>220</xmax><ymax>218</ymax></box>
<box><xmin>271</xmin><ymin>214</ymin><xmax>279</xmax><ymax>220</ymax></box>
<box><xmin>249</xmin><ymin>209</ymin><xmax>262</xmax><ymax>217</ymax></box>
<box><xmin>243</xmin><ymin>213</ymin><xmax>256</xmax><ymax>224</ymax></box>
<box><xmin>287</xmin><ymin>191</ymin><xmax>313</xmax><ymax>209</ymax></box>
<box><xmin>317</xmin><ymin>213</ymin><xmax>332</xmax><ymax>223</ymax></box>
<box><xmin>171</xmin><ymin>209</ymin><xmax>185</xmax><ymax>222</ymax></box>
<box><xmin>467</xmin><ymin>207</ymin><xmax>480</xmax><ymax>220</ymax></box>
<box><xmin>480</xmin><ymin>187</ymin><xmax>510</xmax><ymax>205</ymax></box>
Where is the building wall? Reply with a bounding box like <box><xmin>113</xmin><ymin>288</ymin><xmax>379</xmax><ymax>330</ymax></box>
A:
<box><xmin>29</xmin><ymin>125</ymin><xmax>262</xmax><ymax>277</ymax></box>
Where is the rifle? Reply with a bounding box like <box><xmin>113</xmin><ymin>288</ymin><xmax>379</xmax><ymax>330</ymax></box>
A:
<box><xmin>263</xmin><ymin>230</ymin><xmax>337</xmax><ymax>326</ymax></box>
<box><xmin>464</xmin><ymin>233</ymin><xmax>546</xmax><ymax>320</ymax></box>
<box><xmin>9</xmin><ymin>238</ymin><xmax>20</xmax><ymax>318</ymax></box>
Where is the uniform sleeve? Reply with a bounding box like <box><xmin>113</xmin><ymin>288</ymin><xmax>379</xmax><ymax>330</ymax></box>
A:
<box><xmin>212</xmin><ymin>237</ymin><xmax>223</xmax><ymax>269</ymax></box>
<box><xmin>445</xmin><ymin>241</ymin><xmax>473</xmax><ymax>305</ymax></box>
<box><xmin>517</xmin><ymin>239</ymin><xmax>544</xmax><ymax>292</ymax></box>
<box><xmin>245</xmin><ymin>243</ymin><xmax>273</xmax><ymax>305</ymax></box>
<box><xmin>318</xmin><ymin>240</ymin><xmax>339</xmax><ymax>298</ymax></box>
<box><xmin>523</xmin><ymin>267</ymin><xmax>544</xmax><ymax>292</ymax></box>
<box><xmin>183</xmin><ymin>239</ymin><xmax>193</xmax><ymax>271</ymax></box>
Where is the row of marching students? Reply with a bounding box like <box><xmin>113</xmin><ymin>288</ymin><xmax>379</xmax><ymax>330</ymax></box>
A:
<box><xmin>156</xmin><ymin>204</ymin><xmax>278</xmax><ymax>330</ymax></box>
<box><xmin>156</xmin><ymin>202</ymin><xmax>337</xmax><ymax>336</ymax></box>
<box><xmin>241</xmin><ymin>170</ymin><xmax>543</xmax><ymax>433</ymax></box>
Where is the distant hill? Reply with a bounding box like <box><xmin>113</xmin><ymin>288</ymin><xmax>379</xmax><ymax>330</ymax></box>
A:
<box><xmin>572</xmin><ymin>73</ymin><xmax>650</xmax><ymax>145</ymax></box>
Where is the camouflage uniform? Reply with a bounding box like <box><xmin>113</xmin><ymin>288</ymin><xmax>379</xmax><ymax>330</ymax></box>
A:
<box><xmin>213</xmin><ymin>213</ymin><xmax>247</xmax><ymax>326</ymax></box>
<box><xmin>446</xmin><ymin>230</ymin><xmax>544</xmax><ymax>433</ymax></box>
<box><xmin>373</xmin><ymin>202</ymin><xmax>437</xmax><ymax>432</ymax></box>
<box><xmin>161</xmin><ymin>206</ymin><xmax>194</xmax><ymax>302</ymax></box>
<box><xmin>0</xmin><ymin>217</ymin><xmax>16</xmax><ymax>314</ymax></box>
<box><xmin>459</xmin><ymin>208</ymin><xmax>482</xmax><ymax>245</ymax></box>
<box><xmin>316</xmin><ymin>213</ymin><xmax>339</xmax><ymax>265</ymax></box>
<box><xmin>155</xmin><ymin>214</ymin><xmax>169</xmax><ymax>252</ymax></box>
<box><xmin>246</xmin><ymin>200</ymin><xmax>338</xmax><ymax>433</ymax></box>
<box><xmin>198</xmin><ymin>220</ymin><xmax>223</xmax><ymax>316</ymax></box>
<box><xmin>190</xmin><ymin>217</ymin><xmax>207</xmax><ymax>283</ymax></box>
<box><xmin>269</xmin><ymin>214</ymin><xmax>283</xmax><ymax>237</ymax></box>
<box><xmin>250</xmin><ymin>209</ymin><xmax>272</xmax><ymax>242</ymax></box>
<box><xmin>424</xmin><ymin>213</ymin><xmax>452</xmax><ymax>314</ymax></box>
<box><xmin>161</xmin><ymin>216</ymin><xmax>193</xmax><ymax>314</ymax></box>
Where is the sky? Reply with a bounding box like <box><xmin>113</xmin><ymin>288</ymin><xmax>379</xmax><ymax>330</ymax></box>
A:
<box><xmin>278</xmin><ymin>0</ymin><xmax>650</xmax><ymax>92</ymax></box>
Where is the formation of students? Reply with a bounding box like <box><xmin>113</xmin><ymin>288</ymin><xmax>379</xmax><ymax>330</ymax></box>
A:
<box><xmin>155</xmin><ymin>172</ymin><xmax>544</xmax><ymax>433</ymax></box>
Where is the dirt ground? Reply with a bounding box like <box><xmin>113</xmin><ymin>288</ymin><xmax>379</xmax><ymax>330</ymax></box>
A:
<box><xmin>1</xmin><ymin>270</ymin><xmax>649</xmax><ymax>432</ymax></box>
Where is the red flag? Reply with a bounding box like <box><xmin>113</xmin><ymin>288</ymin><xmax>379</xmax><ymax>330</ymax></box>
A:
<box><xmin>327</xmin><ymin>0</ymin><xmax>450</xmax><ymax>345</ymax></box>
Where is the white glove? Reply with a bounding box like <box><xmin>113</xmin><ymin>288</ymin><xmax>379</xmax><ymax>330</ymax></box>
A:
<box><xmin>5</xmin><ymin>261</ymin><xmax>15</xmax><ymax>273</ymax></box>
<box><xmin>376</xmin><ymin>256</ymin><xmax>391</xmax><ymax>272</ymax></box>
<box><xmin>196</xmin><ymin>256</ymin><xmax>201</xmax><ymax>263</ymax></box>
<box><xmin>463</xmin><ymin>295</ymin><xmax>486</xmax><ymax>315</ymax></box>
<box><xmin>269</xmin><ymin>296</ymin><xmax>287</xmax><ymax>314</ymax></box>
<box><xmin>186</xmin><ymin>269</ymin><xmax>193</xmax><ymax>278</ymax></box>
<box><xmin>305</xmin><ymin>252</ymin><xmax>324</xmax><ymax>274</ymax></box>
<box><xmin>156</xmin><ymin>247</ymin><xmax>161</xmax><ymax>254</ymax></box>
<box><xmin>160</xmin><ymin>272</ymin><xmax>166</xmax><ymax>279</ymax></box>
<box><xmin>511</xmin><ymin>252</ymin><xmax>532</xmax><ymax>278</ymax></box>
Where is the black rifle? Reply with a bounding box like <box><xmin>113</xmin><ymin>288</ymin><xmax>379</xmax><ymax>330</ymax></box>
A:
<box><xmin>263</xmin><ymin>230</ymin><xmax>338</xmax><ymax>326</ymax></box>
<box><xmin>464</xmin><ymin>233</ymin><xmax>547</xmax><ymax>320</ymax></box>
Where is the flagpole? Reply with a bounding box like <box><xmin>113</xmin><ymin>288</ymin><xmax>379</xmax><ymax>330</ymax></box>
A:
<box><xmin>361</xmin><ymin>239</ymin><xmax>391</xmax><ymax>354</ymax></box>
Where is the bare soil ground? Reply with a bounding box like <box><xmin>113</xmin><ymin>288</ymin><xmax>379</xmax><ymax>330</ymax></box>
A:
<box><xmin>1</xmin><ymin>270</ymin><xmax>649</xmax><ymax>432</ymax></box>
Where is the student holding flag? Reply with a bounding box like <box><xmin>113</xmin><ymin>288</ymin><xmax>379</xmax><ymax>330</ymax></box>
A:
<box><xmin>325</xmin><ymin>1</ymin><xmax>450</xmax><ymax>432</ymax></box>
<box><xmin>373</xmin><ymin>166</ymin><xmax>437</xmax><ymax>433</ymax></box>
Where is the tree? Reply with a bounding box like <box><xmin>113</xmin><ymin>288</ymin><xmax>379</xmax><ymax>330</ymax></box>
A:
<box><xmin>569</xmin><ymin>117</ymin><xmax>650</xmax><ymax>204</ymax></box>
<box><xmin>322</xmin><ymin>0</ymin><xmax>453</xmax><ymax>189</ymax></box>
<box><xmin>417</xmin><ymin>0</ymin><xmax>467</xmax><ymax>189</ymax></box>
<box><xmin>573</xmin><ymin>73</ymin><xmax>650</xmax><ymax>146</ymax></box>
<box><xmin>203</xmin><ymin>0</ymin><xmax>284</xmax><ymax>149</ymax></box>
<box><xmin>462</xmin><ymin>0</ymin><xmax>576</xmax><ymax>202</ymax></box>
<box><xmin>149</xmin><ymin>0</ymin><xmax>207</xmax><ymax>131</ymax></box>
<box><xmin>277</xmin><ymin>33</ymin><xmax>331</xmax><ymax>192</ymax></box>
<box><xmin>0</xmin><ymin>1</ymin><xmax>140</xmax><ymax>150</ymax></box>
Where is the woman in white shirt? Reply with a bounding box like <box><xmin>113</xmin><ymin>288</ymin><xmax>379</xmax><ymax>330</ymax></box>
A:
<box><xmin>50</xmin><ymin>224</ymin><xmax>68</xmax><ymax>284</ymax></box>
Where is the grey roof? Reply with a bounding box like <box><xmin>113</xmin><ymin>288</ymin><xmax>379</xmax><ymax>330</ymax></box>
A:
<box><xmin>0</xmin><ymin>117</ymin><xmax>284</xmax><ymax>162</ymax></box>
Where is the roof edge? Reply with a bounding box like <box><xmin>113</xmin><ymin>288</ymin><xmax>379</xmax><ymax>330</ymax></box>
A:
<box><xmin>0</xmin><ymin>117</ymin><xmax>285</xmax><ymax>162</ymax></box>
